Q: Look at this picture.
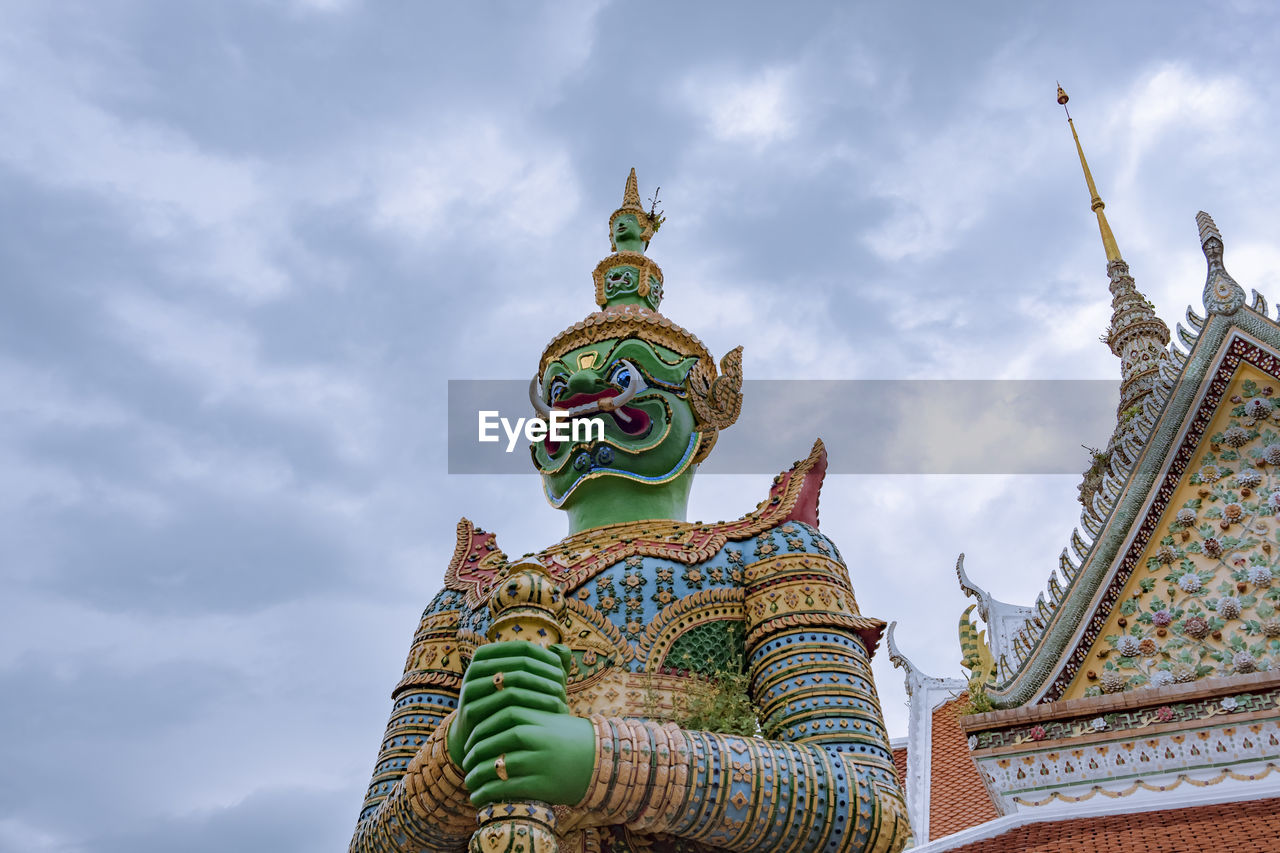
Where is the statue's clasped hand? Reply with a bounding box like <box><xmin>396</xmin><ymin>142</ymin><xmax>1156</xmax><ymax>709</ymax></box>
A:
<box><xmin>446</xmin><ymin>640</ymin><xmax>595</xmax><ymax>806</ymax></box>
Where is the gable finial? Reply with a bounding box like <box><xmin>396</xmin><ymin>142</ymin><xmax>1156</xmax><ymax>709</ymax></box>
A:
<box><xmin>1058</xmin><ymin>85</ymin><xmax>1122</xmax><ymax>263</ymax></box>
<box><xmin>1058</xmin><ymin>85</ymin><xmax>1169</xmax><ymax>457</ymax></box>
<box><xmin>1197</xmin><ymin>211</ymin><xmax>1245</xmax><ymax>315</ymax></box>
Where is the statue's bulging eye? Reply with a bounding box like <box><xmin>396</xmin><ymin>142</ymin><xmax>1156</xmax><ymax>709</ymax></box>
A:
<box><xmin>606</xmin><ymin>363</ymin><xmax>632</xmax><ymax>389</ymax></box>
<box><xmin>548</xmin><ymin>377</ymin><xmax>568</xmax><ymax>402</ymax></box>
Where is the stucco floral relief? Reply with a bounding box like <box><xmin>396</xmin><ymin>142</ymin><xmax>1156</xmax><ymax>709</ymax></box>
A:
<box><xmin>1083</xmin><ymin>366</ymin><xmax>1280</xmax><ymax>696</ymax></box>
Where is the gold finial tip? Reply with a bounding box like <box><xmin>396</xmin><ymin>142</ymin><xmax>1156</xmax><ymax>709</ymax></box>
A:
<box><xmin>622</xmin><ymin>168</ymin><xmax>641</xmax><ymax>208</ymax></box>
<box><xmin>1056</xmin><ymin>85</ymin><xmax>1070</xmax><ymax>105</ymax></box>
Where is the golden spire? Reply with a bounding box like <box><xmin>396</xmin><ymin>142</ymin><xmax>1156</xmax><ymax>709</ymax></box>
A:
<box><xmin>609</xmin><ymin>167</ymin><xmax>663</xmax><ymax>253</ymax></box>
<box><xmin>620</xmin><ymin>167</ymin><xmax>644</xmax><ymax>213</ymax></box>
<box><xmin>1058</xmin><ymin>85</ymin><xmax>1121</xmax><ymax>262</ymax></box>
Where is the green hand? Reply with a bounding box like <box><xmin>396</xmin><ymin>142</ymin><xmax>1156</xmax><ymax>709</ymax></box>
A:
<box><xmin>448</xmin><ymin>641</ymin><xmax>570</xmax><ymax>767</ymax></box>
<box><xmin>448</xmin><ymin>640</ymin><xmax>594</xmax><ymax>806</ymax></box>
<box><xmin>462</xmin><ymin>705</ymin><xmax>594</xmax><ymax>806</ymax></box>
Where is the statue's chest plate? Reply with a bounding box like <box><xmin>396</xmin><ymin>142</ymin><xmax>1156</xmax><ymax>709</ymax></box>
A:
<box><xmin>462</xmin><ymin>522</ymin><xmax>831</xmax><ymax>672</ymax></box>
<box><xmin>456</xmin><ymin>547</ymin><xmax>751</xmax><ymax>675</ymax></box>
<box><xmin>444</xmin><ymin>441</ymin><xmax>829</xmax><ymax>611</ymax></box>
<box><xmin>563</xmin><ymin>549</ymin><xmax>747</xmax><ymax>676</ymax></box>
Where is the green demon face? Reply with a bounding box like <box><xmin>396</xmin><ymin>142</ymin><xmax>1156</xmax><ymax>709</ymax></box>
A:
<box><xmin>531</xmin><ymin>336</ymin><xmax>701</xmax><ymax>508</ymax></box>
<box><xmin>611</xmin><ymin>214</ymin><xmax>647</xmax><ymax>253</ymax></box>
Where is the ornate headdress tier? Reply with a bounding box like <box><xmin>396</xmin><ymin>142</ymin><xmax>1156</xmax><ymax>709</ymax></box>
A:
<box><xmin>608</xmin><ymin>168</ymin><xmax>662</xmax><ymax>250</ymax></box>
<box><xmin>539</xmin><ymin>169</ymin><xmax>743</xmax><ymax>454</ymax></box>
<box><xmin>540</xmin><ymin>302</ymin><xmax>712</xmax><ymax>377</ymax></box>
<box><xmin>593</xmin><ymin>253</ymin><xmax>664</xmax><ymax>310</ymax></box>
<box><xmin>597</xmin><ymin>168</ymin><xmax>665</xmax><ymax>310</ymax></box>
<box><xmin>544</xmin><ymin>169</ymin><xmax>701</xmax><ymax>378</ymax></box>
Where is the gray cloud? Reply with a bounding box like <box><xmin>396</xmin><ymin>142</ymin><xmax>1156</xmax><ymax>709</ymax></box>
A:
<box><xmin>4</xmin><ymin>0</ymin><xmax>1280</xmax><ymax>849</ymax></box>
<box><xmin>92</xmin><ymin>787</ymin><xmax>355</xmax><ymax>853</ymax></box>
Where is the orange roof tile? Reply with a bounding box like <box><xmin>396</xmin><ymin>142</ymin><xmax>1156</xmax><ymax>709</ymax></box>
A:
<box><xmin>929</xmin><ymin>698</ymin><xmax>998</xmax><ymax>840</ymax></box>
<box><xmin>892</xmin><ymin>745</ymin><xmax>908</xmax><ymax>788</ymax></box>
<box><xmin>943</xmin><ymin>798</ymin><xmax>1280</xmax><ymax>852</ymax></box>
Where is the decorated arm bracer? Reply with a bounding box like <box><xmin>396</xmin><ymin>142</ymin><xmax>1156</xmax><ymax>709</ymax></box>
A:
<box><xmin>349</xmin><ymin>590</ymin><xmax>476</xmax><ymax>853</ymax></box>
<box><xmin>576</xmin><ymin>542</ymin><xmax>910</xmax><ymax>853</ymax></box>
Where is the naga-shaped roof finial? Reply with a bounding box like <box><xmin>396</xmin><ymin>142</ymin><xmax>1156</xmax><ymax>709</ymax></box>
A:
<box><xmin>1197</xmin><ymin>211</ymin><xmax>1245</xmax><ymax>315</ymax></box>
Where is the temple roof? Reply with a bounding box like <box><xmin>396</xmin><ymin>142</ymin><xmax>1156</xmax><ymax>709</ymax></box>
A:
<box><xmin>926</xmin><ymin>697</ymin><xmax>999</xmax><ymax>840</ymax></box>
<box><xmin>886</xmin><ymin>623</ymin><xmax>994</xmax><ymax>842</ymax></box>
<box><xmin>891</xmin><ymin>741</ymin><xmax>909</xmax><ymax>790</ymax></box>
<box><xmin>918</xmin><ymin>797</ymin><xmax>1280</xmax><ymax>852</ymax></box>
<box><xmin>966</xmin><ymin>94</ymin><xmax>1273</xmax><ymax>705</ymax></box>
<box><xmin>968</xmin><ymin>213</ymin><xmax>1280</xmax><ymax>706</ymax></box>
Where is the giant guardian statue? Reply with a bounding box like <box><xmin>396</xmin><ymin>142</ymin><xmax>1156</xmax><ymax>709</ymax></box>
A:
<box><xmin>350</xmin><ymin>171</ymin><xmax>909</xmax><ymax>853</ymax></box>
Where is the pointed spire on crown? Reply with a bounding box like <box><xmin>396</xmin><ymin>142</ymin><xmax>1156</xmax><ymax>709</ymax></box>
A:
<box><xmin>621</xmin><ymin>168</ymin><xmax>643</xmax><ymax>212</ymax></box>
<box><xmin>542</xmin><ymin>172</ymin><xmax>741</xmax><ymax>460</ymax></box>
<box><xmin>595</xmin><ymin>169</ymin><xmax>667</xmax><ymax>310</ymax></box>
<box><xmin>608</xmin><ymin>167</ymin><xmax>664</xmax><ymax>254</ymax></box>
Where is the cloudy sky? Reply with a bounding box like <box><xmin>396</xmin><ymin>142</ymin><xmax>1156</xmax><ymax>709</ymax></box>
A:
<box><xmin>4</xmin><ymin>1</ymin><xmax>1280</xmax><ymax>850</ymax></box>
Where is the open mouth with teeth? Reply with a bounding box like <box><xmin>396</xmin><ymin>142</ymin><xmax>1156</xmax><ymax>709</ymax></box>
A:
<box><xmin>545</xmin><ymin>389</ymin><xmax>651</xmax><ymax>455</ymax></box>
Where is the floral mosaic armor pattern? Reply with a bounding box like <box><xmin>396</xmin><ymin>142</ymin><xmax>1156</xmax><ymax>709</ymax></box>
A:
<box><xmin>350</xmin><ymin>444</ymin><xmax>909</xmax><ymax>853</ymax></box>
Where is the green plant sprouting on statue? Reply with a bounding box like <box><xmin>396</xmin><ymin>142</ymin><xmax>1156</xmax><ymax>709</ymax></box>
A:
<box><xmin>1079</xmin><ymin>444</ymin><xmax>1113</xmax><ymax>509</ymax></box>
<box><xmin>647</xmin><ymin>187</ymin><xmax>666</xmax><ymax>235</ymax></box>
<box><xmin>680</xmin><ymin>670</ymin><xmax>762</xmax><ymax>738</ymax></box>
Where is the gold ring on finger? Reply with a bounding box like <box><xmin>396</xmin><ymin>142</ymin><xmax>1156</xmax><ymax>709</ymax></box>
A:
<box><xmin>495</xmin><ymin>754</ymin><xmax>508</xmax><ymax>781</ymax></box>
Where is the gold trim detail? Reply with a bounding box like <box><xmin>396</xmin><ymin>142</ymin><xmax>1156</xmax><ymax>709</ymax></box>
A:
<box><xmin>443</xmin><ymin>519</ymin><xmax>509</xmax><ymax>610</ymax></box>
<box><xmin>688</xmin><ymin>345</ymin><xmax>744</xmax><ymax>461</ymax></box>
<box><xmin>638</xmin><ymin>587</ymin><xmax>746</xmax><ymax>668</ymax></box>
<box><xmin>537</xmin><ymin>440</ymin><xmax>827</xmax><ymax>591</ymax></box>
<box><xmin>540</xmin><ymin>303</ymin><xmax>713</xmax><ymax>378</ymax></box>
<box><xmin>445</xmin><ymin>441</ymin><xmax>831</xmax><ymax>629</ymax></box>
<box><xmin>1011</xmin><ymin>761</ymin><xmax>1280</xmax><ymax>806</ymax></box>
<box><xmin>591</xmin><ymin>252</ymin><xmax>664</xmax><ymax>308</ymax></box>
<box><xmin>567</xmin><ymin>668</ymin><xmax>706</xmax><ymax>719</ymax></box>
<box><xmin>743</xmin><ymin>553</ymin><xmax>883</xmax><ymax>654</ymax></box>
